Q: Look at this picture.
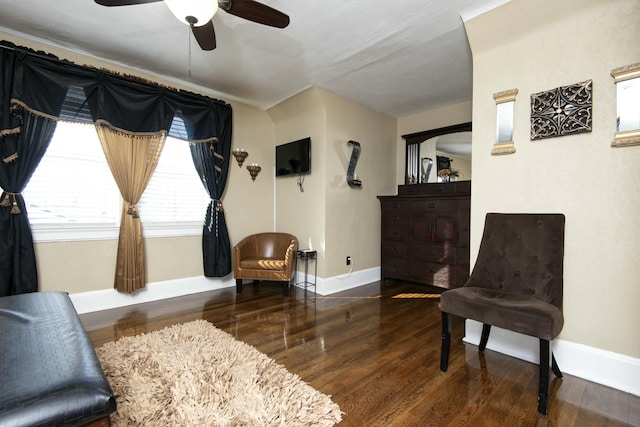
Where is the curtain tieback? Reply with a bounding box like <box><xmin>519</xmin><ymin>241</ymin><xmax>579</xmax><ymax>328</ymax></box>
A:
<box><xmin>126</xmin><ymin>203</ymin><xmax>140</xmax><ymax>218</ymax></box>
<box><xmin>209</xmin><ymin>199</ymin><xmax>223</xmax><ymax>237</ymax></box>
<box><xmin>1</xmin><ymin>192</ymin><xmax>21</xmax><ymax>215</ymax></box>
<box><xmin>2</xmin><ymin>152</ymin><xmax>19</xmax><ymax>164</ymax></box>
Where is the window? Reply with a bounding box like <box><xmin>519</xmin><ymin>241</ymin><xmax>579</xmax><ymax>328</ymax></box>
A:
<box><xmin>24</xmin><ymin>120</ymin><xmax>209</xmax><ymax>242</ymax></box>
<box><xmin>138</xmin><ymin>136</ymin><xmax>210</xmax><ymax>227</ymax></box>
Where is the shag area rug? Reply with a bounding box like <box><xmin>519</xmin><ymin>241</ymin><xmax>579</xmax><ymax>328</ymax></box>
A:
<box><xmin>95</xmin><ymin>319</ymin><xmax>342</xmax><ymax>426</ymax></box>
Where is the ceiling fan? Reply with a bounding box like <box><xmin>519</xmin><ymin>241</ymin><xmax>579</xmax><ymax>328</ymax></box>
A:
<box><xmin>94</xmin><ymin>0</ymin><xmax>290</xmax><ymax>51</ymax></box>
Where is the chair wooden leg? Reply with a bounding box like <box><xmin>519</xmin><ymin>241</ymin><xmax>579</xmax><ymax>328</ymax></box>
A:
<box><xmin>479</xmin><ymin>324</ymin><xmax>491</xmax><ymax>351</ymax></box>
<box><xmin>236</xmin><ymin>279</ymin><xmax>243</xmax><ymax>293</ymax></box>
<box><xmin>440</xmin><ymin>312</ymin><xmax>452</xmax><ymax>372</ymax></box>
<box><xmin>538</xmin><ymin>339</ymin><xmax>550</xmax><ymax>415</ymax></box>
<box><xmin>283</xmin><ymin>281</ymin><xmax>290</xmax><ymax>296</ymax></box>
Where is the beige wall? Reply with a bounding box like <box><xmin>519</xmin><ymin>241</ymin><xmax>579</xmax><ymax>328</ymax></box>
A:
<box><xmin>268</xmin><ymin>88</ymin><xmax>328</xmax><ymax>274</ymax></box>
<box><xmin>268</xmin><ymin>88</ymin><xmax>396</xmax><ymax>277</ymax></box>
<box><xmin>465</xmin><ymin>0</ymin><xmax>640</xmax><ymax>358</ymax></box>
<box><xmin>322</xmin><ymin>90</ymin><xmax>396</xmax><ymax>276</ymax></box>
<box><xmin>224</xmin><ymin>100</ymin><xmax>276</xmax><ymax>243</ymax></box>
<box><xmin>396</xmin><ymin>101</ymin><xmax>473</xmax><ymax>185</ymax></box>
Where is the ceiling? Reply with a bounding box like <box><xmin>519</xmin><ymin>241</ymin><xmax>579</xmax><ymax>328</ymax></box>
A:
<box><xmin>0</xmin><ymin>0</ymin><xmax>508</xmax><ymax>118</ymax></box>
<box><xmin>435</xmin><ymin>131</ymin><xmax>472</xmax><ymax>161</ymax></box>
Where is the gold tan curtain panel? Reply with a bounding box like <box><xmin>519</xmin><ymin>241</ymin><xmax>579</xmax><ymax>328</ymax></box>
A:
<box><xmin>96</xmin><ymin>120</ymin><xmax>166</xmax><ymax>293</ymax></box>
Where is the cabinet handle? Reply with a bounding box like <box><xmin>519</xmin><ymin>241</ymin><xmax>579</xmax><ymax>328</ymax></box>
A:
<box><xmin>429</xmin><ymin>268</ymin><xmax>436</xmax><ymax>274</ymax></box>
<box><xmin>428</xmin><ymin>250</ymin><xmax>436</xmax><ymax>256</ymax></box>
<box><xmin>393</xmin><ymin>215</ymin><xmax>400</xmax><ymax>221</ymax></box>
<box><xmin>428</xmin><ymin>203</ymin><xmax>436</xmax><ymax>209</ymax></box>
<box><xmin>392</xmin><ymin>247</ymin><xmax>398</xmax><ymax>252</ymax></box>
<box><xmin>435</xmin><ymin>186</ymin><xmax>444</xmax><ymax>192</ymax></box>
<box><xmin>392</xmin><ymin>230</ymin><xmax>399</xmax><ymax>236</ymax></box>
<box><xmin>392</xmin><ymin>203</ymin><xmax>400</xmax><ymax>208</ymax></box>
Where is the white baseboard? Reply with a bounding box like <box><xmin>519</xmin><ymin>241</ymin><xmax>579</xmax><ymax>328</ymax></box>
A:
<box><xmin>464</xmin><ymin>320</ymin><xmax>640</xmax><ymax>397</ymax></box>
<box><xmin>70</xmin><ymin>275</ymin><xmax>235</xmax><ymax>314</ymax></box>
<box><xmin>308</xmin><ymin>266</ymin><xmax>381</xmax><ymax>296</ymax></box>
<box><xmin>71</xmin><ymin>267</ymin><xmax>379</xmax><ymax>315</ymax></box>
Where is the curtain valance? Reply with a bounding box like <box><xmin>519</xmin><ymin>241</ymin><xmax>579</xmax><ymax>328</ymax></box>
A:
<box><xmin>0</xmin><ymin>41</ymin><xmax>234</xmax><ymax>296</ymax></box>
<box><xmin>0</xmin><ymin>41</ymin><xmax>232</xmax><ymax>139</ymax></box>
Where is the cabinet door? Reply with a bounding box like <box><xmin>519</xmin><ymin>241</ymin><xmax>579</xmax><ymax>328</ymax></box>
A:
<box><xmin>409</xmin><ymin>212</ymin><xmax>457</xmax><ymax>243</ymax></box>
<box><xmin>434</xmin><ymin>214</ymin><xmax>457</xmax><ymax>243</ymax></box>
<box><xmin>410</xmin><ymin>199</ymin><xmax>458</xmax><ymax>243</ymax></box>
<box><xmin>409</xmin><ymin>212</ymin><xmax>434</xmax><ymax>241</ymax></box>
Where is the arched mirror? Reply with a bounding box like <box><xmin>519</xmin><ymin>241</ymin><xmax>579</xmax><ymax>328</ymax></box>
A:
<box><xmin>402</xmin><ymin>122</ymin><xmax>472</xmax><ymax>184</ymax></box>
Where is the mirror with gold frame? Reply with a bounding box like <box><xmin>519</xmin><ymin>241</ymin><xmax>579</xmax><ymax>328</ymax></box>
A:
<box><xmin>492</xmin><ymin>89</ymin><xmax>518</xmax><ymax>155</ymax></box>
<box><xmin>611</xmin><ymin>63</ymin><xmax>640</xmax><ymax>147</ymax></box>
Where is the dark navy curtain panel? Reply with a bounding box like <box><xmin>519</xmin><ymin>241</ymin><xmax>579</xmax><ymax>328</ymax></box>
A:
<box><xmin>0</xmin><ymin>41</ymin><xmax>233</xmax><ymax>296</ymax></box>
<box><xmin>0</xmin><ymin>110</ymin><xmax>57</xmax><ymax>295</ymax></box>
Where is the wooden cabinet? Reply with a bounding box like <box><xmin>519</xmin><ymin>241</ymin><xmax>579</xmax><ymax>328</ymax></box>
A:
<box><xmin>378</xmin><ymin>181</ymin><xmax>470</xmax><ymax>289</ymax></box>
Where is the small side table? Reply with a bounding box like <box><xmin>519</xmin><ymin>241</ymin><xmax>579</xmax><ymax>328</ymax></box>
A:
<box><xmin>296</xmin><ymin>249</ymin><xmax>317</xmax><ymax>293</ymax></box>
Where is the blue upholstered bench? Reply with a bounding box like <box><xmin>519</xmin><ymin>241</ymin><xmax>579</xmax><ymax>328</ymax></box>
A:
<box><xmin>0</xmin><ymin>291</ymin><xmax>116</xmax><ymax>426</ymax></box>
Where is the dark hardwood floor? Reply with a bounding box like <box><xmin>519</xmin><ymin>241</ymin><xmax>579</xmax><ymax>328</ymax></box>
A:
<box><xmin>80</xmin><ymin>281</ymin><xmax>640</xmax><ymax>426</ymax></box>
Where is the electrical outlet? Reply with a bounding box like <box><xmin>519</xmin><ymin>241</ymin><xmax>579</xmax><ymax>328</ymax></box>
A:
<box><xmin>346</xmin><ymin>256</ymin><xmax>351</xmax><ymax>265</ymax></box>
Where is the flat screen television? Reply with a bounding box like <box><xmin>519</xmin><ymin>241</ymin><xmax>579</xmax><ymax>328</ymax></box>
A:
<box><xmin>275</xmin><ymin>137</ymin><xmax>311</xmax><ymax>177</ymax></box>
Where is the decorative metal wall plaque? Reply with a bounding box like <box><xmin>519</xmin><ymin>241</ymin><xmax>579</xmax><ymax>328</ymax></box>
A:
<box><xmin>530</xmin><ymin>80</ymin><xmax>593</xmax><ymax>140</ymax></box>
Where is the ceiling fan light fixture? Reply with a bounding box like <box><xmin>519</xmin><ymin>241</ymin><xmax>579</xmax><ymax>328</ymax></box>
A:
<box><xmin>164</xmin><ymin>0</ymin><xmax>218</xmax><ymax>27</ymax></box>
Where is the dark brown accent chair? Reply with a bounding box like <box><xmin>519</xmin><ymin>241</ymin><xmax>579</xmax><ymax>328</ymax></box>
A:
<box><xmin>233</xmin><ymin>232</ymin><xmax>298</xmax><ymax>296</ymax></box>
<box><xmin>440</xmin><ymin>213</ymin><xmax>565</xmax><ymax>415</ymax></box>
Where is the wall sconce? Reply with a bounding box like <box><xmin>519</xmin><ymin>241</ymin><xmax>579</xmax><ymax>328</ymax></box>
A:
<box><xmin>232</xmin><ymin>148</ymin><xmax>248</xmax><ymax>167</ymax></box>
<box><xmin>611</xmin><ymin>63</ymin><xmax>640</xmax><ymax>147</ymax></box>
<box><xmin>246</xmin><ymin>163</ymin><xmax>261</xmax><ymax>181</ymax></box>
<box><xmin>491</xmin><ymin>89</ymin><xmax>518</xmax><ymax>155</ymax></box>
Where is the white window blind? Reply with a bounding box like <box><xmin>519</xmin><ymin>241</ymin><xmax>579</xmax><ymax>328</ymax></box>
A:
<box><xmin>23</xmin><ymin>120</ymin><xmax>210</xmax><ymax>242</ymax></box>
<box><xmin>24</xmin><ymin>122</ymin><xmax>120</xmax><ymax>227</ymax></box>
<box><xmin>139</xmin><ymin>137</ymin><xmax>210</xmax><ymax>225</ymax></box>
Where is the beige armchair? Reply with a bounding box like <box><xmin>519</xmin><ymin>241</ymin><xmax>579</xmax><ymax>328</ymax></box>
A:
<box><xmin>233</xmin><ymin>232</ymin><xmax>298</xmax><ymax>296</ymax></box>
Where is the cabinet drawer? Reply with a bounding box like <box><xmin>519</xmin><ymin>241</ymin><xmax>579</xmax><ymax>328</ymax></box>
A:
<box><xmin>457</xmin><ymin>229</ymin><xmax>470</xmax><ymax>248</ymax></box>
<box><xmin>382</xmin><ymin>241</ymin><xmax>408</xmax><ymax>258</ymax></box>
<box><xmin>383</xmin><ymin>211</ymin><xmax>409</xmax><ymax>225</ymax></box>
<box><xmin>410</xmin><ymin>243</ymin><xmax>456</xmax><ymax>265</ymax></box>
<box><xmin>383</xmin><ymin>258</ymin><xmax>409</xmax><ymax>279</ymax></box>
<box><xmin>382</xmin><ymin>226</ymin><xmax>407</xmax><ymax>241</ymax></box>
<box><xmin>459</xmin><ymin>213</ymin><xmax>470</xmax><ymax>232</ymax></box>
<box><xmin>408</xmin><ymin>262</ymin><xmax>454</xmax><ymax>287</ymax></box>
<box><xmin>457</xmin><ymin>247</ymin><xmax>470</xmax><ymax>265</ymax></box>
<box><xmin>458</xmin><ymin>198</ymin><xmax>471</xmax><ymax>213</ymax></box>
<box><xmin>380</xmin><ymin>200</ymin><xmax>409</xmax><ymax>211</ymax></box>
<box><xmin>412</xmin><ymin>199</ymin><xmax>458</xmax><ymax>212</ymax></box>
<box><xmin>398</xmin><ymin>183</ymin><xmax>456</xmax><ymax>196</ymax></box>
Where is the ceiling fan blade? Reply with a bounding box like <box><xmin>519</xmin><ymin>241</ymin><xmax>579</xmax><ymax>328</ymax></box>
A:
<box><xmin>94</xmin><ymin>0</ymin><xmax>161</xmax><ymax>6</ymax></box>
<box><xmin>191</xmin><ymin>20</ymin><xmax>217</xmax><ymax>51</ymax></box>
<box><xmin>221</xmin><ymin>0</ymin><xmax>290</xmax><ymax>28</ymax></box>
